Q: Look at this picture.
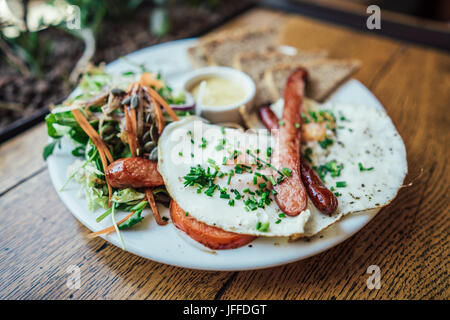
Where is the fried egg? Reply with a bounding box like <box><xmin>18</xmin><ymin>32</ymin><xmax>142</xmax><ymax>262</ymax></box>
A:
<box><xmin>158</xmin><ymin>101</ymin><xmax>407</xmax><ymax>238</ymax></box>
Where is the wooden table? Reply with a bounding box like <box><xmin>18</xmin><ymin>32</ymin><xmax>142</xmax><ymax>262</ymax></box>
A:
<box><xmin>0</xmin><ymin>8</ymin><xmax>448</xmax><ymax>300</ymax></box>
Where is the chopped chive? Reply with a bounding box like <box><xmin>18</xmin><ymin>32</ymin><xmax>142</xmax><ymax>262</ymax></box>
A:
<box><xmin>257</xmin><ymin>221</ymin><xmax>270</xmax><ymax>232</ymax></box>
<box><xmin>358</xmin><ymin>162</ymin><xmax>374</xmax><ymax>171</ymax></box>
<box><xmin>199</xmin><ymin>137</ymin><xmax>207</xmax><ymax>148</ymax></box>
<box><xmin>220</xmin><ymin>193</ymin><xmax>230</xmax><ymax>199</ymax></box>
<box><xmin>228</xmin><ymin>199</ymin><xmax>235</xmax><ymax>206</ymax></box>
<box><xmin>268</xmin><ymin>175</ymin><xmax>276</xmax><ymax>185</ymax></box>
<box><xmin>308</xmin><ymin>110</ymin><xmax>318</xmax><ymax>122</ymax></box>
<box><xmin>227</xmin><ymin>170</ymin><xmax>234</xmax><ymax>185</ymax></box>
<box><xmin>246</xmin><ymin>150</ymin><xmax>285</xmax><ymax>177</ymax></box>
<box><xmin>336</xmin><ymin>181</ymin><xmax>347</xmax><ymax>188</ymax></box>
<box><xmin>319</xmin><ymin>137</ymin><xmax>333</xmax><ymax>149</ymax></box>
<box><xmin>281</xmin><ymin>168</ymin><xmax>292</xmax><ymax>177</ymax></box>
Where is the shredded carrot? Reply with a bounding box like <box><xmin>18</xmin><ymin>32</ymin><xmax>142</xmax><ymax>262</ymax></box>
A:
<box><xmin>129</xmin><ymin>107</ymin><xmax>138</xmax><ymax>140</ymax></box>
<box><xmin>130</xmin><ymin>107</ymin><xmax>139</xmax><ymax>155</ymax></box>
<box><xmin>146</xmin><ymin>87</ymin><xmax>179</xmax><ymax>121</ymax></box>
<box><xmin>86</xmin><ymin>210</ymin><xmax>137</xmax><ymax>238</ymax></box>
<box><xmin>97</xmin><ymin>147</ymin><xmax>113</xmax><ymax>206</ymax></box>
<box><xmin>124</xmin><ymin>107</ymin><xmax>137</xmax><ymax>157</ymax></box>
<box><xmin>146</xmin><ymin>189</ymin><xmax>168</xmax><ymax>226</ymax></box>
<box><xmin>152</xmin><ymin>98</ymin><xmax>165</xmax><ymax>134</ymax></box>
<box><xmin>72</xmin><ymin>109</ymin><xmax>113</xmax><ymax>163</ymax></box>
<box><xmin>140</xmin><ymin>72</ymin><xmax>164</xmax><ymax>89</ymax></box>
<box><xmin>72</xmin><ymin>109</ymin><xmax>113</xmax><ymax>206</ymax></box>
<box><xmin>127</xmin><ymin>82</ymin><xmax>136</xmax><ymax>92</ymax></box>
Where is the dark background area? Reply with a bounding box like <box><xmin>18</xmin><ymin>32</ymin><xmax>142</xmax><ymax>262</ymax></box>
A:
<box><xmin>0</xmin><ymin>0</ymin><xmax>448</xmax><ymax>142</ymax></box>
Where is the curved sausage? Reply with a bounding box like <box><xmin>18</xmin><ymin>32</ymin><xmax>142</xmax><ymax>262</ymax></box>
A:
<box><xmin>105</xmin><ymin>157</ymin><xmax>164</xmax><ymax>189</ymax></box>
<box><xmin>259</xmin><ymin>104</ymin><xmax>280</xmax><ymax>133</ymax></box>
<box><xmin>300</xmin><ymin>159</ymin><xmax>338</xmax><ymax>215</ymax></box>
<box><xmin>260</xmin><ymin>105</ymin><xmax>327</xmax><ymax>142</ymax></box>
<box><xmin>273</xmin><ymin>69</ymin><xmax>308</xmax><ymax>216</ymax></box>
<box><xmin>258</xmin><ymin>89</ymin><xmax>338</xmax><ymax>216</ymax></box>
<box><xmin>170</xmin><ymin>201</ymin><xmax>255</xmax><ymax>250</ymax></box>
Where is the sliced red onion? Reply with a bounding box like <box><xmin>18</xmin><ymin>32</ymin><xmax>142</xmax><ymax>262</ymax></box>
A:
<box><xmin>170</xmin><ymin>91</ymin><xmax>196</xmax><ymax>111</ymax></box>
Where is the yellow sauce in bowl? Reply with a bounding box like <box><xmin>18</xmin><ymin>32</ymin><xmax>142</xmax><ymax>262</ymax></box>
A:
<box><xmin>190</xmin><ymin>77</ymin><xmax>247</xmax><ymax>107</ymax></box>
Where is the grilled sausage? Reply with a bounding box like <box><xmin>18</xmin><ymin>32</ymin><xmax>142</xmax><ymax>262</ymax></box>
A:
<box><xmin>259</xmin><ymin>103</ymin><xmax>280</xmax><ymax>133</ymax></box>
<box><xmin>300</xmin><ymin>159</ymin><xmax>338</xmax><ymax>215</ymax></box>
<box><xmin>105</xmin><ymin>157</ymin><xmax>164</xmax><ymax>189</ymax></box>
<box><xmin>170</xmin><ymin>201</ymin><xmax>255</xmax><ymax>250</ymax></box>
<box><xmin>260</xmin><ymin>105</ymin><xmax>327</xmax><ymax>142</ymax></box>
<box><xmin>273</xmin><ymin>69</ymin><xmax>308</xmax><ymax>216</ymax></box>
<box><xmin>258</xmin><ymin>87</ymin><xmax>338</xmax><ymax>215</ymax></box>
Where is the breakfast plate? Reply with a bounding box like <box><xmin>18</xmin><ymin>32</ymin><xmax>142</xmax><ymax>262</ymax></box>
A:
<box><xmin>48</xmin><ymin>38</ymin><xmax>395</xmax><ymax>271</ymax></box>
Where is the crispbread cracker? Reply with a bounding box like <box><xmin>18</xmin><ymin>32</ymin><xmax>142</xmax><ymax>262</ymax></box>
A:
<box><xmin>233</xmin><ymin>49</ymin><xmax>328</xmax><ymax>106</ymax></box>
<box><xmin>264</xmin><ymin>59</ymin><xmax>361</xmax><ymax>102</ymax></box>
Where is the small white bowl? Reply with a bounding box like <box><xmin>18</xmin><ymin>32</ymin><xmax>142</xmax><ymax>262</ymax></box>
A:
<box><xmin>181</xmin><ymin>66</ymin><xmax>255</xmax><ymax>123</ymax></box>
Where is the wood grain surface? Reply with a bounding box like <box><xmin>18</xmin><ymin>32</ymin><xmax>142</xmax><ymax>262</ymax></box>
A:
<box><xmin>0</xmin><ymin>8</ymin><xmax>448</xmax><ymax>300</ymax></box>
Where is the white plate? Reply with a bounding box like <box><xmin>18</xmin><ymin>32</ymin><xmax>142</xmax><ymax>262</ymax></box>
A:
<box><xmin>48</xmin><ymin>38</ymin><xmax>384</xmax><ymax>271</ymax></box>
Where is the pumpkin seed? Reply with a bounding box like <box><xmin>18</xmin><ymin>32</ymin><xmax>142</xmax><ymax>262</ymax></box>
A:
<box><xmin>145</xmin><ymin>112</ymin><xmax>153</xmax><ymax>123</ymax></box>
<box><xmin>144</xmin><ymin>141</ymin><xmax>156</xmax><ymax>152</ymax></box>
<box><xmin>142</xmin><ymin>130</ymin><xmax>151</xmax><ymax>143</ymax></box>
<box><xmin>131</xmin><ymin>95</ymin><xmax>139</xmax><ymax>109</ymax></box>
<box><xmin>122</xmin><ymin>96</ymin><xmax>131</xmax><ymax>105</ymax></box>
<box><xmin>103</xmin><ymin>133</ymin><xmax>116</xmax><ymax>142</ymax></box>
<box><xmin>149</xmin><ymin>147</ymin><xmax>158</xmax><ymax>161</ymax></box>
<box><xmin>150</xmin><ymin>124</ymin><xmax>159</xmax><ymax>142</ymax></box>
<box><xmin>111</xmin><ymin>88</ymin><xmax>125</xmax><ymax>96</ymax></box>
<box><xmin>102</xmin><ymin>124</ymin><xmax>115</xmax><ymax>135</ymax></box>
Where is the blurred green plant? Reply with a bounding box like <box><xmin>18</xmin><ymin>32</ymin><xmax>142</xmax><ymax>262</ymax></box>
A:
<box><xmin>0</xmin><ymin>28</ymin><xmax>52</xmax><ymax>76</ymax></box>
<box><xmin>150</xmin><ymin>0</ymin><xmax>223</xmax><ymax>37</ymax></box>
<box><xmin>62</xmin><ymin>0</ymin><xmax>144</xmax><ymax>35</ymax></box>
<box><xmin>1</xmin><ymin>0</ymin><xmax>226</xmax><ymax>77</ymax></box>
<box><xmin>0</xmin><ymin>11</ymin><xmax>54</xmax><ymax>77</ymax></box>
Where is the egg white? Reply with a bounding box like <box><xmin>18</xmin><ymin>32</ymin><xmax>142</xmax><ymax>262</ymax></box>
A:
<box><xmin>158</xmin><ymin>101</ymin><xmax>407</xmax><ymax>238</ymax></box>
